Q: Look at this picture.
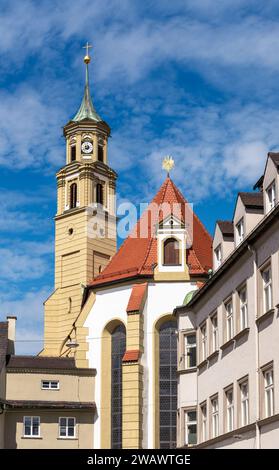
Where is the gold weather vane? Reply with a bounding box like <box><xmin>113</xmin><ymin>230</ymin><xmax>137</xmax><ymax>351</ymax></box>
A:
<box><xmin>162</xmin><ymin>155</ymin><xmax>175</xmax><ymax>176</ymax></box>
<box><xmin>83</xmin><ymin>41</ymin><xmax>93</xmax><ymax>64</ymax></box>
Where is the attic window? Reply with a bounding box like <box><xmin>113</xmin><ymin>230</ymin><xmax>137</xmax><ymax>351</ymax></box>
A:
<box><xmin>163</xmin><ymin>238</ymin><xmax>180</xmax><ymax>266</ymax></box>
<box><xmin>266</xmin><ymin>181</ymin><xmax>276</xmax><ymax>212</ymax></box>
<box><xmin>214</xmin><ymin>244</ymin><xmax>222</xmax><ymax>269</ymax></box>
<box><xmin>236</xmin><ymin>218</ymin><xmax>244</xmax><ymax>245</ymax></box>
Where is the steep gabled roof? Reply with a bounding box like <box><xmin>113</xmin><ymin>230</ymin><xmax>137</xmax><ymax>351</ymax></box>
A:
<box><xmin>269</xmin><ymin>152</ymin><xmax>279</xmax><ymax>168</ymax></box>
<box><xmin>90</xmin><ymin>177</ymin><xmax>212</xmax><ymax>287</ymax></box>
<box><xmin>216</xmin><ymin>220</ymin><xmax>234</xmax><ymax>237</ymax></box>
<box><xmin>239</xmin><ymin>192</ymin><xmax>264</xmax><ymax>209</ymax></box>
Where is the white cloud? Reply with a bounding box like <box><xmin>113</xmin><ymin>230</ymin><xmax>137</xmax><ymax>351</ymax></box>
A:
<box><xmin>0</xmin><ymin>286</ymin><xmax>51</xmax><ymax>355</ymax></box>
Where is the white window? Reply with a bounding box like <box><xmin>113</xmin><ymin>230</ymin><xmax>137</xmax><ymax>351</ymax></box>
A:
<box><xmin>262</xmin><ymin>266</ymin><xmax>272</xmax><ymax>313</ymax></box>
<box><xmin>225</xmin><ymin>300</ymin><xmax>234</xmax><ymax>341</ymax></box>
<box><xmin>184</xmin><ymin>333</ymin><xmax>196</xmax><ymax>369</ymax></box>
<box><xmin>236</xmin><ymin>218</ymin><xmax>244</xmax><ymax>245</ymax></box>
<box><xmin>264</xmin><ymin>368</ymin><xmax>274</xmax><ymax>418</ymax></box>
<box><xmin>200</xmin><ymin>324</ymin><xmax>207</xmax><ymax>361</ymax></box>
<box><xmin>184</xmin><ymin>410</ymin><xmax>197</xmax><ymax>446</ymax></box>
<box><xmin>239</xmin><ymin>286</ymin><xmax>248</xmax><ymax>330</ymax></box>
<box><xmin>41</xmin><ymin>380</ymin><xmax>59</xmax><ymax>390</ymax></box>
<box><xmin>240</xmin><ymin>381</ymin><xmax>249</xmax><ymax>426</ymax></box>
<box><xmin>226</xmin><ymin>388</ymin><xmax>234</xmax><ymax>432</ymax></box>
<box><xmin>200</xmin><ymin>404</ymin><xmax>207</xmax><ymax>442</ymax></box>
<box><xmin>59</xmin><ymin>417</ymin><xmax>76</xmax><ymax>438</ymax></box>
<box><xmin>214</xmin><ymin>245</ymin><xmax>222</xmax><ymax>269</ymax></box>
<box><xmin>23</xmin><ymin>416</ymin><xmax>40</xmax><ymax>437</ymax></box>
<box><xmin>211</xmin><ymin>314</ymin><xmax>218</xmax><ymax>352</ymax></box>
<box><xmin>211</xmin><ymin>397</ymin><xmax>219</xmax><ymax>438</ymax></box>
<box><xmin>266</xmin><ymin>181</ymin><xmax>276</xmax><ymax>211</ymax></box>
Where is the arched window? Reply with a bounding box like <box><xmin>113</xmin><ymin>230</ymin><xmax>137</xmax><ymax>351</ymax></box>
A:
<box><xmin>96</xmin><ymin>183</ymin><xmax>103</xmax><ymax>205</ymax></box>
<box><xmin>98</xmin><ymin>145</ymin><xmax>104</xmax><ymax>162</ymax></box>
<box><xmin>163</xmin><ymin>238</ymin><xmax>180</xmax><ymax>266</ymax></box>
<box><xmin>159</xmin><ymin>320</ymin><xmax>177</xmax><ymax>448</ymax></box>
<box><xmin>111</xmin><ymin>324</ymin><xmax>126</xmax><ymax>449</ymax></box>
<box><xmin>70</xmin><ymin>145</ymin><xmax>76</xmax><ymax>162</ymax></box>
<box><xmin>69</xmin><ymin>183</ymin><xmax>77</xmax><ymax>209</ymax></box>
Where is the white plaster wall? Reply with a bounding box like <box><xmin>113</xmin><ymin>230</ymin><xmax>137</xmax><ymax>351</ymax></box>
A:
<box><xmin>143</xmin><ymin>281</ymin><xmax>196</xmax><ymax>448</ymax></box>
<box><xmin>85</xmin><ymin>280</ymin><xmax>195</xmax><ymax>449</ymax></box>
<box><xmin>84</xmin><ymin>284</ymin><xmax>131</xmax><ymax>449</ymax></box>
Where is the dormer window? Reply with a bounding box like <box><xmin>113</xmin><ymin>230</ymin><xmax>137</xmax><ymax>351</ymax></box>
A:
<box><xmin>214</xmin><ymin>244</ymin><xmax>222</xmax><ymax>269</ymax></box>
<box><xmin>266</xmin><ymin>181</ymin><xmax>276</xmax><ymax>212</ymax></box>
<box><xmin>236</xmin><ymin>218</ymin><xmax>244</xmax><ymax>245</ymax></box>
<box><xmin>163</xmin><ymin>238</ymin><xmax>180</xmax><ymax>266</ymax></box>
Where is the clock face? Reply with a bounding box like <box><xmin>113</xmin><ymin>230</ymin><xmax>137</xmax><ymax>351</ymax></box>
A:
<box><xmin>81</xmin><ymin>141</ymin><xmax>93</xmax><ymax>154</ymax></box>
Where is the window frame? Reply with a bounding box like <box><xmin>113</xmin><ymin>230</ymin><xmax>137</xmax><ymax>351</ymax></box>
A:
<box><xmin>163</xmin><ymin>237</ymin><xmax>181</xmax><ymax>266</ymax></box>
<box><xmin>210</xmin><ymin>313</ymin><xmax>218</xmax><ymax>353</ymax></box>
<box><xmin>183</xmin><ymin>332</ymin><xmax>197</xmax><ymax>369</ymax></box>
<box><xmin>239</xmin><ymin>285</ymin><xmax>248</xmax><ymax>330</ymax></box>
<box><xmin>263</xmin><ymin>367</ymin><xmax>274</xmax><ymax>418</ymax></box>
<box><xmin>200</xmin><ymin>402</ymin><xmax>207</xmax><ymax>442</ymax></box>
<box><xmin>41</xmin><ymin>380</ymin><xmax>60</xmax><ymax>390</ymax></box>
<box><xmin>210</xmin><ymin>395</ymin><xmax>219</xmax><ymax>439</ymax></box>
<box><xmin>214</xmin><ymin>244</ymin><xmax>222</xmax><ymax>269</ymax></box>
<box><xmin>58</xmin><ymin>417</ymin><xmax>76</xmax><ymax>439</ymax></box>
<box><xmin>262</xmin><ymin>264</ymin><xmax>273</xmax><ymax>313</ymax></box>
<box><xmin>23</xmin><ymin>416</ymin><xmax>40</xmax><ymax>438</ymax></box>
<box><xmin>200</xmin><ymin>322</ymin><xmax>207</xmax><ymax>362</ymax></box>
<box><xmin>239</xmin><ymin>379</ymin><xmax>249</xmax><ymax>427</ymax></box>
<box><xmin>236</xmin><ymin>217</ymin><xmax>244</xmax><ymax>245</ymax></box>
<box><xmin>225</xmin><ymin>386</ymin><xmax>234</xmax><ymax>432</ymax></box>
<box><xmin>225</xmin><ymin>298</ymin><xmax>234</xmax><ymax>342</ymax></box>
<box><xmin>184</xmin><ymin>409</ymin><xmax>197</xmax><ymax>446</ymax></box>
<box><xmin>266</xmin><ymin>180</ymin><xmax>276</xmax><ymax>212</ymax></box>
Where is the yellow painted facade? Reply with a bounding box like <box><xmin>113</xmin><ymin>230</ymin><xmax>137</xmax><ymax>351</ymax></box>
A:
<box><xmin>42</xmin><ymin>109</ymin><xmax>117</xmax><ymax>357</ymax></box>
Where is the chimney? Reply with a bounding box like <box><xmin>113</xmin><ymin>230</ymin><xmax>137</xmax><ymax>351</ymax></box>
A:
<box><xmin>6</xmin><ymin>316</ymin><xmax>17</xmax><ymax>355</ymax></box>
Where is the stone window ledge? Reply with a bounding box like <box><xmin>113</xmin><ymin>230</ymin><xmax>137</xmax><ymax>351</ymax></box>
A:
<box><xmin>234</xmin><ymin>327</ymin><xmax>250</xmax><ymax>341</ymax></box>
<box><xmin>256</xmin><ymin>308</ymin><xmax>275</xmax><ymax>325</ymax></box>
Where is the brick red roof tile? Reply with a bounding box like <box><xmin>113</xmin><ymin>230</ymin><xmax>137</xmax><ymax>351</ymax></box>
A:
<box><xmin>122</xmin><ymin>350</ymin><xmax>140</xmax><ymax>363</ymax></box>
<box><xmin>126</xmin><ymin>283</ymin><xmax>147</xmax><ymax>313</ymax></box>
<box><xmin>90</xmin><ymin>177</ymin><xmax>212</xmax><ymax>287</ymax></box>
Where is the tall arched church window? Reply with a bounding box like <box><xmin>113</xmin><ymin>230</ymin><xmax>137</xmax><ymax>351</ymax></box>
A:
<box><xmin>69</xmin><ymin>183</ymin><xmax>77</xmax><ymax>209</ymax></box>
<box><xmin>111</xmin><ymin>324</ymin><xmax>126</xmax><ymax>449</ymax></box>
<box><xmin>159</xmin><ymin>320</ymin><xmax>177</xmax><ymax>448</ymax></box>
<box><xmin>96</xmin><ymin>183</ymin><xmax>104</xmax><ymax>205</ymax></box>
<box><xmin>163</xmin><ymin>238</ymin><xmax>180</xmax><ymax>266</ymax></box>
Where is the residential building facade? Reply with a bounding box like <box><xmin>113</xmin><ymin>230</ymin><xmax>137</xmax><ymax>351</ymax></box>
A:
<box><xmin>0</xmin><ymin>318</ymin><xmax>96</xmax><ymax>448</ymax></box>
<box><xmin>175</xmin><ymin>152</ymin><xmax>279</xmax><ymax>449</ymax></box>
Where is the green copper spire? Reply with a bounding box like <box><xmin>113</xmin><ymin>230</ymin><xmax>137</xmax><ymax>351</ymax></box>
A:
<box><xmin>72</xmin><ymin>42</ymin><xmax>102</xmax><ymax>123</ymax></box>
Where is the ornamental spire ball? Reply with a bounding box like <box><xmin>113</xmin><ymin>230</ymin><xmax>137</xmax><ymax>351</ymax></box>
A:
<box><xmin>162</xmin><ymin>155</ymin><xmax>175</xmax><ymax>176</ymax></box>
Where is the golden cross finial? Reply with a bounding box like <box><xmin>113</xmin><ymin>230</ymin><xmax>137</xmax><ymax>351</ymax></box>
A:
<box><xmin>83</xmin><ymin>41</ymin><xmax>93</xmax><ymax>64</ymax></box>
<box><xmin>162</xmin><ymin>155</ymin><xmax>175</xmax><ymax>176</ymax></box>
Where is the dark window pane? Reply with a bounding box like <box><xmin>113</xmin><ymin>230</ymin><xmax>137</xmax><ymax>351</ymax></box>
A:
<box><xmin>111</xmin><ymin>324</ymin><xmax>126</xmax><ymax>449</ymax></box>
<box><xmin>159</xmin><ymin>321</ymin><xmax>177</xmax><ymax>448</ymax></box>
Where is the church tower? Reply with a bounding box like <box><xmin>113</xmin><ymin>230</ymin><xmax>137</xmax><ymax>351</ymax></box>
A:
<box><xmin>42</xmin><ymin>44</ymin><xmax>117</xmax><ymax>356</ymax></box>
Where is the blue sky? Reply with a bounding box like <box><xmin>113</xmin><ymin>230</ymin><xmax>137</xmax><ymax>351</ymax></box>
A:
<box><xmin>1</xmin><ymin>0</ymin><xmax>279</xmax><ymax>354</ymax></box>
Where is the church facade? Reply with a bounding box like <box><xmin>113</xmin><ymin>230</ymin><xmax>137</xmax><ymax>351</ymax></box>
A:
<box><xmin>40</xmin><ymin>48</ymin><xmax>212</xmax><ymax>449</ymax></box>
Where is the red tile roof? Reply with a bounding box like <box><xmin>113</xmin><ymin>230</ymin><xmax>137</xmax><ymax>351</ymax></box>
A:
<box><xmin>90</xmin><ymin>177</ymin><xmax>212</xmax><ymax>287</ymax></box>
<box><xmin>126</xmin><ymin>283</ymin><xmax>147</xmax><ymax>313</ymax></box>
<box><xmin>122</xmin><ymin>350</ymin><xmax>141</xmax><ymax>363</ymax></box>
